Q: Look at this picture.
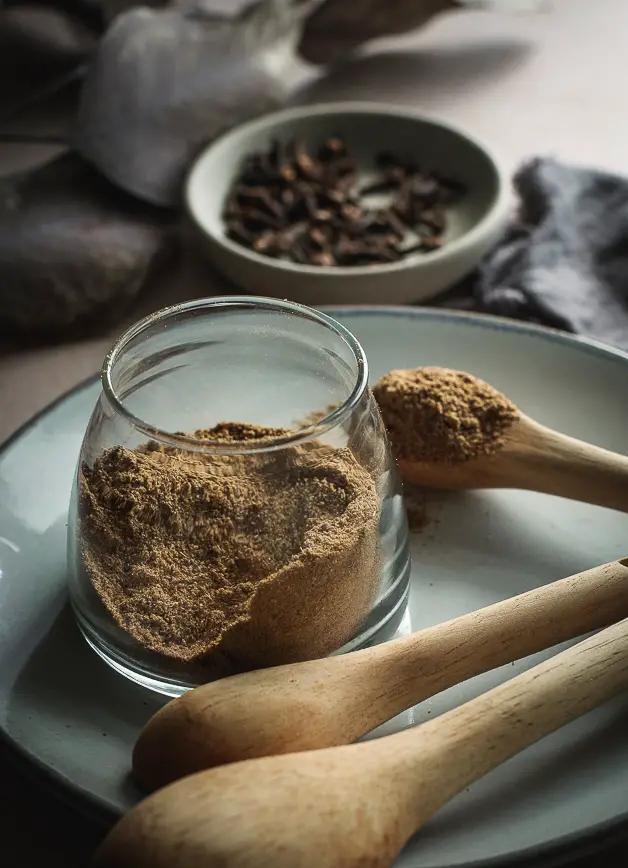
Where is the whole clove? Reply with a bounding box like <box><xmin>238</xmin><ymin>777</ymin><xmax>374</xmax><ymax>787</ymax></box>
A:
<box><xmin>226</xmin><ymin>220</ymin><xmax>256</xmax><ymax>246</ymax></box>
<box><xmin>416</xmin><ymin>208</ymin><xmax>446</xmax><ymax>234</ymax></box>
<box><xmin>222</xmin><ymin>137</ymin><xmax>466</xmax><ymax>267</ymax></box>
<box><xmin>421</xmin><ymin>236</ymin><xmax>444</xmax><ymax>250</ymax></box>
<box><xmin>253</xmin><ymin>230</ymin><xmax>283</xmax><ymax>256</ymax></box>
<box><xmin>318</xmin><ymin>138</ymin><xmax>347</xmax><ymax>161</ymax></box>
<box><xmin>239</xmin><ymin>208</ymin><xmax>285</xmax><ymax>232</ymax></box>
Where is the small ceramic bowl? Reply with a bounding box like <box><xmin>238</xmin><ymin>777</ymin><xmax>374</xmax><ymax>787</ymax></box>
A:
<box><xmin>186</xmin><ymin>102</ymin><xmax>511</xmax><ymax>306</ymax></box>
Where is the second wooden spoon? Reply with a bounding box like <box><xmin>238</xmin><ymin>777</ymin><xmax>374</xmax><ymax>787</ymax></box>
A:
<box><xmin>133</xmin><ymin>557</ymin><xmax>628</xmax><ymax>791</ymax></box>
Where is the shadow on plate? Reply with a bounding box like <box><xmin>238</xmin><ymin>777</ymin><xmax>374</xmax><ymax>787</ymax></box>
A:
<box><xmin>412</xmin><ymin>487</ymin><xmax>593</xmax><ymax>586</ymax></box>
<box><xmin>9</xmin><ymin>602</ymin><xmax>165</xmax><ymax>728</ymax></box>
<box><xmin>291</xmin><ymin>41</ymin><xmax>533</xmax><ymax>108</ymax></box>
<box><xmin>6</xmin><ymin>602</ymin><xmax>165</xmax><ymax>811</ymax></box>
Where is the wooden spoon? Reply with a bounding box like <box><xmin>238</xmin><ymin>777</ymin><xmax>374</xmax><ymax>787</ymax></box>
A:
<box><xmin>375</xmin><ymin>367</ymin><xmax>628</xmax><ymax>512</ymax></box>
<box><xmin>133</xmin><ymin>558</ymin><xmax>628</xmax><ymax>791</ymax></box>
<box><xmin>398</xmin><ymin>412</ymin><xmax>628</xmax><ymax>512</ymax></box>
<box><xmin>95</xmin><ymin>614</ymin><xmax>628</xmax><ymax>868</ymax></box>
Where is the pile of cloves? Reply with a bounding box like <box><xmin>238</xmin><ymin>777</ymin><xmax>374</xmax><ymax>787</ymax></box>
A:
<box><xmin>223</xmin><ymin>137</ymin><xmax>466</xmax><ymax>267</ymax></box>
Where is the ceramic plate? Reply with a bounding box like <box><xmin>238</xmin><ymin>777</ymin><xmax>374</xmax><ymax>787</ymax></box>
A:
<box><xmin>1</xmin><ymin>308</ymin><xmax>628</xmax><ymax>868</ymax></box>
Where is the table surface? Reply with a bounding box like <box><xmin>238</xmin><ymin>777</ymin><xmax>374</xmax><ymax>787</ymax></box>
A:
<box><xmin>2</xmin><ymin>0</ymin><xmax>628</xmax><ymax>864</ymax></box>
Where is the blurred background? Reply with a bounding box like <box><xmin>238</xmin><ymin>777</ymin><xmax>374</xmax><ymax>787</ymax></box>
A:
<box><xmin>2</xmin><ymin>2</ymin><xmax>628</xmax><ymax>864</ymax></box>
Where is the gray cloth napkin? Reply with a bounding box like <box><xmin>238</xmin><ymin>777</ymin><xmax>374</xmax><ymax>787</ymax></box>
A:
<box><xmin>435</xmin><ymin>157</ymin><xmax>628</xmax><ymax>350</ymax></box>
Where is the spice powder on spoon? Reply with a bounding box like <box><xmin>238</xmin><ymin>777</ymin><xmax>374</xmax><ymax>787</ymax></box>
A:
<box><xmin>79</xmin><ymin>423</ymin><xmax>381</xmax><ymax>670</ymax></box>
<box><xmin>373</xmin><ymin>367</ymin><xmax>519</xmax><ymax>464</ymax></box>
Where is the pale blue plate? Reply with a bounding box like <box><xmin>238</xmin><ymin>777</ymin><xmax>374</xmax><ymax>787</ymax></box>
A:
<box><xmin>1</xmin><ymin>308</ymin><xmax>628</xmax><ymax>867</ymax></box>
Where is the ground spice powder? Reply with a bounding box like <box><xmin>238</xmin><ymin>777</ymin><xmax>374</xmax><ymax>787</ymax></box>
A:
<box><xmin>79</xmin><ymin>423</ymin><xmax>381</xmax><ymax>669</ymax></box>
<box><xmin>373</xmin><ymin>367</ymin><xmax>519</xmax><ymax>464</ymax></box>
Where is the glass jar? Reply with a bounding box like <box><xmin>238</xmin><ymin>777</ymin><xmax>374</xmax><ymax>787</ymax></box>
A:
<box><xmin>67</xmin><ymin>297</ymin><xmax>411</xmax><ymax>696</ymax></box>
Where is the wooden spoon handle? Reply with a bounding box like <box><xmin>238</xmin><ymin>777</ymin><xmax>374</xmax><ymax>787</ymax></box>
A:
<box><xmin>505</xmin><ymin>417</ymin><xmax>628</xmax><ymax>512</ymax></box>
<box><xmin>398</xmin><ymin>416</ymin><xmax>628</xmax><ymax>514</ymax></box>
<box><xmin>375</xmin><ymin>558</ymin><xmax>628</xmax><ymax>719</ymax></box>
<box><xmin>399</xmin><ymin>614</ymin><xmax>628</xmax><ymax>821</ymax></box>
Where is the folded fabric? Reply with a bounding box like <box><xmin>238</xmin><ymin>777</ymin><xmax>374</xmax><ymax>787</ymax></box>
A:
<box><xmin>433</xmin><ymin>157</ymin><xmax>628</xmax><ymax>350</ymax></box>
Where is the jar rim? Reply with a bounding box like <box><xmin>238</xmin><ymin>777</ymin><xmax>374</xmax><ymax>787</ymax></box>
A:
<box><xmin>102</xmin><ymin>296</ymin><xmax>370</xmax><ymax>454</ymax></box>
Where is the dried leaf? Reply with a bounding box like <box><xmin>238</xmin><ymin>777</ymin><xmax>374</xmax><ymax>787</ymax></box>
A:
<box><xmin>298</xmin><ymin>0</ymin><xmax>546</xmax><ymax>65</ymax></box>
<box><xmin>100</xmin><ymin>0</ymin><xmax>169</xmax><ymax>24</ymax></box>
<box><xmin>299</xmin><ymin>0</ymin><xmax>456</xmax><ymax>65</ymax></box>
<box><xmin>73</xmin><ymin>0</ymin><xmax>313</xmax><ymax>207</ymax></box>
<box><xmin>28</xmin><ymin>1</ymin><xmax>106</xmax><ymax>32</ymax></box>
<box><xmin>0</xmin><ymin>153</ymin><xmax>173</xmax><ymax>339</ymax></box>
<box><xmin>46</xmin><ymin>0</ymin><xmax>180</xmax><ymax>27</ymax></box>
<box><xmin>461</xmin><ymin>0</ymin><xmax>547</xmax><ymax>8</ymax></box>
<box><xmin>0</xmin><ymin>3</ymin><xmax>96</xmax><ymax>70</ymax></box>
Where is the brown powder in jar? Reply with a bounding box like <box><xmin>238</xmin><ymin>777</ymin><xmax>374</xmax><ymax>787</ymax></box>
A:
<box><xmin>79</xmin><ymin>423</ymin><xmax>381</xmax><ymax>669</ymax></box>
<box><xmin>372</xmin><ymin>367</ymin><xmax>519</xmax><ymax>465</ymax></box>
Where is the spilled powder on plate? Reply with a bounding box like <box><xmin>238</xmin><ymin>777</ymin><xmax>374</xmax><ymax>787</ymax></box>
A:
<box><xmin>403</xmin><ymin>485</ymin><xmax>430</xmax><ymax>533</ymax></box>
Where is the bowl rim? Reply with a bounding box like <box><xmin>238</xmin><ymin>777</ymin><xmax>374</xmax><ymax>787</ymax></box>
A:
<box><xmin>185</xmin><ymin>100</ymin><xmax>512</xmax><ymax>278</ymax></box>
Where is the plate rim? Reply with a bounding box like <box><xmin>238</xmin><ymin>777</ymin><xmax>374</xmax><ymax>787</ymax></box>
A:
<box><xmin>2</xmin><ymin>306</ymin><xmax>628</xmax><ymax>867</ymax></box>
